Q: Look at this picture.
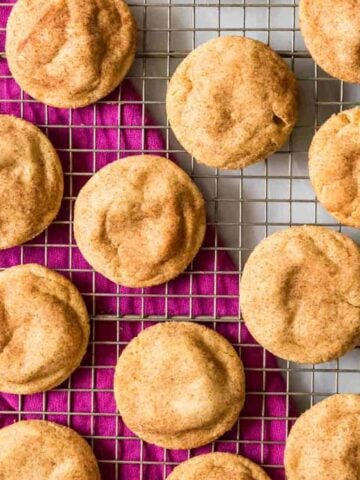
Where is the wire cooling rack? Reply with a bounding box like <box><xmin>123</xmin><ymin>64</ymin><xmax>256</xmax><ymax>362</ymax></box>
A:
<box><xmin>0</xmin><ymin>1</ymin><xmax>360</xmax><ymax>479</ymax></box>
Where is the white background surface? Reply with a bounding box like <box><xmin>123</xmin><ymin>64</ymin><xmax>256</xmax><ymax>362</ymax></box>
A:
<box><xmin>127</xmin><ymin>0</ymin><xmax>360</xmax><ymax>412</ymax></box>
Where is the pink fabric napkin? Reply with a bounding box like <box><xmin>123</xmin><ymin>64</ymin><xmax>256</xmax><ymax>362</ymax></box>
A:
<box><xmin>0</xmin><ymin>4</ymin><xmax>293</xmax><ymax>477</ymax></box>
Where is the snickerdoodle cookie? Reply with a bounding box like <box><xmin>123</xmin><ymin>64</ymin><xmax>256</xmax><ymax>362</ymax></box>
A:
<box><xmin>74</xmin><ymin>155</ymin><xmax>206</xmax><ymax>288</ymax></box>
<box><xmin>114</xmin><ymin>322</ymin><xmax>245</xmax><ymax>449</ymax></box>
<box><xmin>167</xmin><ymin>453</ymin><xmax>270</xmax><ymax>480</ymax></box>
<box><xmin>309</xmin><ymin>107</ymin><xmax>360</xmax><ymax>228</ymax></box>
<box><xmin>0</xmin><ymin>264</ymin><xmax>89</xmax><ymax>394</ymax></box>
<box><xmin>241</xmin><ymin>226</ymin><xmax>360</xmax><ymax>364</ymax></box>
<box><xmin>166</xmin><ymin>36</ymin><xmax>298</xmax><ymax>170</ymax></box>
<box><xmin>300</xmin><ymin>0</ymin><xmax>360</xmax><ymax>83</ymax></box>
<box><xmin>6</xmin><ymin>0</ymin><xmax>137</xmax><ymax>108</ymax></box>
<box><xmin>285</xmin><ymin>394</ymin><xmax>360</xmax><ymax>480</ymax></box>
<box><xmin>0</xmin><ymin>420</ymin><xmax>100</xmax><ymax>479</ymax></box>
<box><xmin>0</xmin><ymin>115</ymin><xmax>63</xmax><ymax>250</ymax></box>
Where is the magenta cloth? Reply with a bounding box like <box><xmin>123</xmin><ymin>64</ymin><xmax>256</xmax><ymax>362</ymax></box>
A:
<box><xmin>0</xmin><ymin>5</ymin><xmax>293</xmax><ymax>478</ymax></box>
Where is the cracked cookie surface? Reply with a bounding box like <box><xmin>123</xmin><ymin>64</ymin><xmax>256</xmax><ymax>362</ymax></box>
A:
<box><xmin>309</xmin><ymin>107</ymin><xmax>360</xmax><ymax>228</ymax></box>
<box><xmin>6</xmin><ymin>0</ymin><xmax>137</xmax><ymax>108</ymax></box>
<box><xmin>0</xmin><ymin>115</ymin><xmax>63</xmax><ymax>250</ymax></box>
<box><xmin>300</xmin><ymin>0</ymin><xmax>360</xmax><ymax>83</ymax></box>
<box><xmin>285</xmin><ymin>394</ymin><xmax>360</xmax><ymax>480</ymax></box>
<box><xmin>167</xmin><ymin>452</ymin><xmax>270</xmax><ymax>480</ymax></box>
<box><xmin>166</xmin><ymin>36</ymin><xmax>298</xmax><ymax>170</ymax></box>
<box><xmin>74</xmin><ymin>155</ymin><xmax>206</xmax><ymax>288</ymax></box>
<box><xmin>241</xmin><ymin>225</ymin><xmax>360</xmax><ymax>364</ymax></box>
<box><xmin>0</xmin><ymin>264</ymin><xmax>89</xmax><ymax>394</ymax></box>
<box><xmin>114</xmin><ymin>322</ymin><xmax>245</xmax><ymax>449</ymax></box>
<box><xmin>0</xmin><ymin>420</ymin><xmax>100</xmax><ymax>479</ymax></box>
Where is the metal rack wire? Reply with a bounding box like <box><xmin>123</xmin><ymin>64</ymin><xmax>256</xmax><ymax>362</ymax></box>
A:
<box><xmin>0</xmin><ymin>0</ymin><xmax>360</xmax><ymax>479</ymax></box>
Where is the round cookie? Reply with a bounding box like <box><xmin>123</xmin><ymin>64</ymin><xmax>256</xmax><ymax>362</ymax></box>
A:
<box><xmin>309</xmin><ymin>107</ymin><xmax>360</xmax><ymax>228</ymax></box>
<box><xmin>285</xmin><ymin>394</ymin><xmax>360</xmax><ymax>480</ymax></box>
<box><xmin>74</xmin><ymin>155</ymin><xmax>206</xmax><ymax>288</ymax></box>
<box><xmin>241</xmin><ymin>225</ymin><xmax>360</xmax><ymax>364</ymax></box>
<box><xmin>114</xmin><ymin>322</ymin><xmax>245</xmax><ymax>449</ymax></box>
<box><xmin>0</xmin><ymin>115</ymin><xmax>63</xmax><ymax>250</ymax></box>
<box><xmin>300</xmin><ymin>0</ymin><xmax>360</xmax><ymax>83</ymax></box>
<box><xmin>166</xmin><ymin>36</ymin><xmax>298</xmax><ymax>170</ymax></box>
<box><xmin>0</xmin><ymin>420</ymin><xmax>100</xmax><ymax>479</ymax></box>
<box><xmin>167</xmin><ymin>452</ymin><xmax>270</xmax><ymax>480</ymax></box>
<box><xmin>0</xmin><ymin>264</ymin><xmax>89</xmax><ymax>394</ymax></box>
<box><xmin>6</xmin><ymin>0</ymin><xmax>137</xmax><ymax>108</ymax></box>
